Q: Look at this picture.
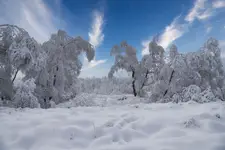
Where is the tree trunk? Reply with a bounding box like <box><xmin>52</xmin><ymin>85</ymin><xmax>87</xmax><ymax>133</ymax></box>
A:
<box><xmin>132</xmin><ymin>70</ymin><xmax>137</xmax><ymax>97</ymax></box>
<box><xmin>12</xmin><ymin>69</ymin><xmax>19</xmax><ymax>83</ymax></box>
<box><xmin>140</xmin><ymin>70</ymin><xmax>149</xmax><ymax>90</ymax></box>
<box><xmin>163</xmin><ymin>70</ymin><xmax>175</xmax><ymax>96</ymax></box>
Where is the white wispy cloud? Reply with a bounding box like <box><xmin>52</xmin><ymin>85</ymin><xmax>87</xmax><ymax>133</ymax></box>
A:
<box><xmin>0</xmin><ymin>0</ymin><xmax>59</xmax><ymax>43</ymax></box>
<box><xmin>81</xmin><ymin>10</ymin><xmax>107</xmax><ymax>77</ymax></box>
<box><xmin>141</xmin><ymin>17</ymin><xmax>187</xmax><ymax>55</ymax></box>
<box><xmin>141</xmin><ymin>0</ymin><xmax>225</xmax><ymax>55</ymax></box>
<box><xmin>86</xmin><ymin>10</ymin><xmax>106</xmax><ymax>68</ymax></box>
<box><xmin>158</xmin><ymin>17</ymin><xmax>188</xmax><ymax>49</ymax></box>
<box><xmin>206</xmin><ymin>25</ymin><xmax>212</xmax><ymax>33</ymax></box>
<box><xmin>88</xmin><ymin>10</ymin><xmax>104</xmax><ymax>48</ymax></box>
<box><xmin>185</xmin><ymin>0</ymin><xmax>225</xmax><ymax>23</ymax></box>
<box><xmin>213</xmin><ymin>0</ymin><xmax>225</xmax><ymax>8</ymax></box>
<box><xmin>82</xmin><ymin>59</ymin><xmax>107</xmax><ymax>70</ymax></box>
<box><xmin>185</xmin><ymin>0</ymin><xmax>212</xmax><ymax>23</ymax></box>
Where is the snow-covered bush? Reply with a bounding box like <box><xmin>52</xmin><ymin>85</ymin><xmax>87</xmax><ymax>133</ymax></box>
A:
<box><xmin>72</xmin><ymin>94</ymin><xmax>96</xmax><ymax>107</ymax></box>
<box><xmin>58</xmin><ymin>93</ymin><xmax>96</xmax><ymax>108</ymax></box>
<box><xmin>181</xmin><ymin>85</ymin><xmax>220</xmax><ymax>103</ymax></box>
<box><xmin>159</xmin><ymin>97</ymin><xmax>172</xmax><ymax>103</ymax></box>
<box><xmin>182</xmin><ymin>85</ymin><xmax>201</xmax><ymax>102</ymax></box>
<box><xmin>183</xmin><ymin>118</ymin><xmax>200</xmax><ymax>128</ymax></box>
<box><xmin>171</xmin><ymin>93</ymin><xmax>182</xmax><ymax>103</ymax></box>
<box><xmin>199</xmin><ymin>88</ymin><xmax>218</xmax><ymax>103</ymax></box>
<box><xmin>13</xmin><ymin>79</ymin><xmax>40</xmax><ymax>108</ymax></box>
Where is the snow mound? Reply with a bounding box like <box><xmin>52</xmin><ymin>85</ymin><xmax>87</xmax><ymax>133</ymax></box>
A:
<box><xmin>1</xmin><ymin>102</ymin><xmax>225</xmax><ymax>150</ymax></box>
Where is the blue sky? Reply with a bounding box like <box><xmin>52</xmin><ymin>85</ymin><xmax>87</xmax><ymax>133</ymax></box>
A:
<box><xmin>1</xmin><ymin>0</ymin><xmax>225</xmax><ymax>78</ymax></box>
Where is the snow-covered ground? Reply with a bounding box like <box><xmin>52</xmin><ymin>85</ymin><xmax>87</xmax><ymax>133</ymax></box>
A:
<box><xmin>1</xmin><ymin>95</ymin><xmax>225</xmax><ymax>150</ymax></box>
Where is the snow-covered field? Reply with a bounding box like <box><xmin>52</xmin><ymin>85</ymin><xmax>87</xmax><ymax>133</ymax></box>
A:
<box><xmin>1</xmin><ymin>95</ymin><xmax>225</xmax><ymax>150</ymax></box>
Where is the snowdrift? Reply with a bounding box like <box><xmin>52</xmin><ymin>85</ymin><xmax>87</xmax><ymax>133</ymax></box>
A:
<box><xmin>1</xmin><ymin>102</ymin><xmax>225</xmax><ymax>150</ymax></box>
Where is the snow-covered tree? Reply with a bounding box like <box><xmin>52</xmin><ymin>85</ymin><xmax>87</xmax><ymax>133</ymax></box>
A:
<box><xmin>109</xmin><ymin>40</ymin><xmax>165</xmax><ymax>97</ymax></box>
<box><xmin>149</xmin><ymin>38</ymin><xmax>225</xmax><ymax>102</ymax></box>
<box><xmin>185</xmin><ymin>38</ymin><xmax>225</xmax><ymax>100</ymax></box>
<box><xmin>150</xmin><ymin>63</ymin><xmax>173</xmax><ymax>102</ymax></box>
<box><xmin>201</xmin><ymin>38</ymin><xmax>224</xmax><ymax>99</ymax></box>
<box><xmin>36</xmin><ymin>30</ymin><xmax>95</xmax><ymax>108</ymax></box>
<box><xmin>0</xmin><ymin>25</ymin><xmax>95</xmax><ymax>108</ymax></box>
<box><xmin>169</xmin><ymin>44</ymin><xmax>178</xmax><ymax>62</ymax></box>
<box><xmin>108</xmin><ymin>41</ymin><xmax>139</xmax><ymax>96</ymax></box>
<box><xmin>0</xmin><ymin>24</ymin><xmax>34</xmax><ymax>100</ymax></box>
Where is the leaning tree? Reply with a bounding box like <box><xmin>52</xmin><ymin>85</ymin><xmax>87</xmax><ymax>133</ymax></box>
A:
<box><xmin>0</xmin><ymin>24</ymin><xmax>34</xmax><ymax>100</ymax></box>
<box><xmin>108</xmin><ymin>40</ymin><xmax>164</xmax><ymax>97</ymax></box>
<box><xmin>34</xmin><ymin>30</ymin><xmax>95</xmax><ymax>108</ymax></box>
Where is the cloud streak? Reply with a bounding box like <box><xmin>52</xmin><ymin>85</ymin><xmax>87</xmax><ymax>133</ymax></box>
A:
<box><xmin>88</xmin><ymin>10</ymin><xmax>104</xmax><ymax>48</ymax></box>
<box><xmin>82</xmin><ymin>59</ymin><xmax>107</xmax><ymax>70</ymax></box>
<box><xmin>206</xmin><ymin>25</ymin><xmax>212</xmax><ymax>33</ymax></box>
<box><xmin>87</xmin><ymin>10</ymin><xmax>106</xmax><ymax>68</ymax></box>
<box><xmin>142</xmin><ymin>16</ymin><xmax>188</xmax><ymax>55</ymax></box>
<box><xmin>185</xmin><ymin>0</ymin><xmax>225</xmax><ymax>23</ymax></box>
<box><xmin>81</xmin><ymin>10</ymin><xmax>107</xmax><ymax>77</ymax></box>
<box><xmin>142</xmin><ymin>0</ymin><xmax>225</xmax><ymax>55</ymax></box>
<box><xmin>0</xmin><ymin>0</ymin><xmax>59</xmax><ymax>43</ymax></box>
<box><xmin>213</xmin><ymin>0</ymin><xmax>225</xmax><ymax>8</ymax></box>
<box><xmin>185</xmin><ymin>0</ymin><xmax>211</xmax><ymax>23</ymax></box>
<box><xmin>158</xmin><ymin>16</ymin><xmax>188</xmax><ymax>49</ymax></box>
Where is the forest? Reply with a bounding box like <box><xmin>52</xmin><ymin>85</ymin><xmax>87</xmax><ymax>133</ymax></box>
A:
<box><xmin>0</xmin><ymin>24</ymin><xmax>224</xmax><ymax>108</ymax></box>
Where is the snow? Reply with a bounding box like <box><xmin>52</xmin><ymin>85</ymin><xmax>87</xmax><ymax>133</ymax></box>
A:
<box><xmin>1</xmin><ymin>95</ymin><xmax>225</xmax><ymax>150</ymax></box>
<box><xmin>57</xmin><ymin>94</ymin><xmax>144</xmax><ymax>107</ymax></box>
